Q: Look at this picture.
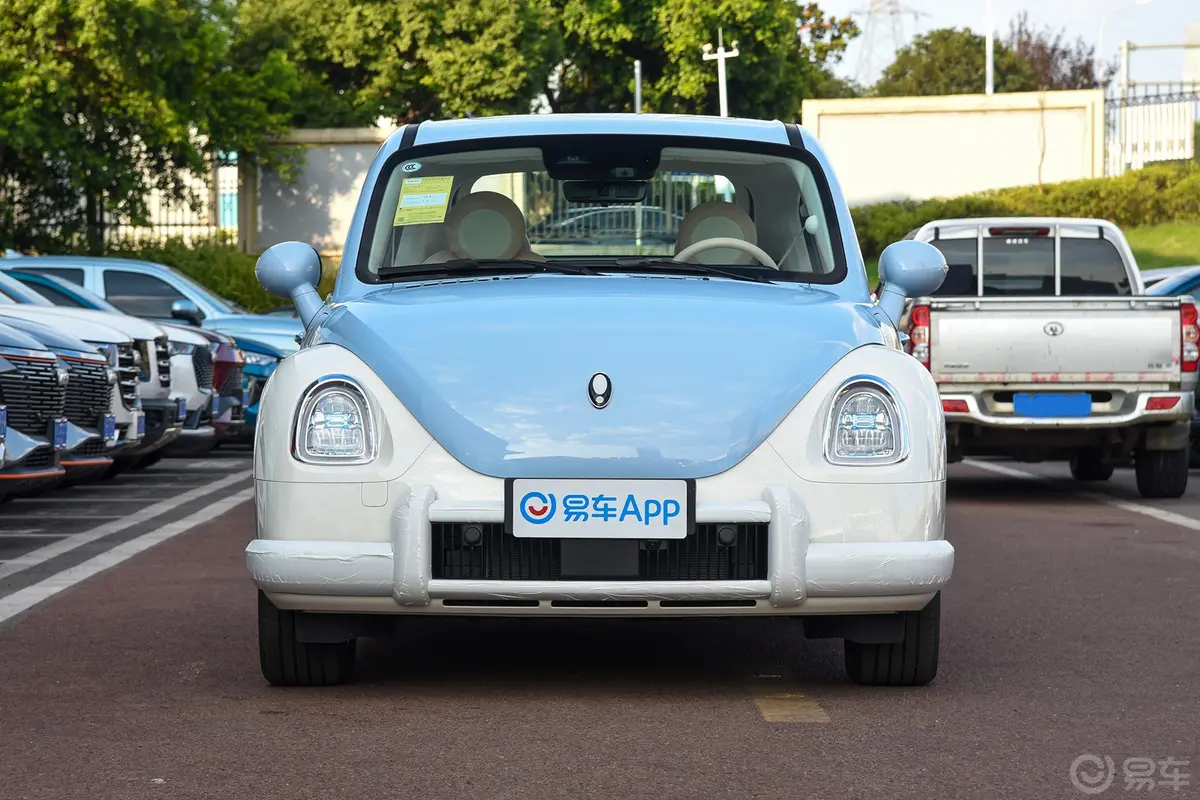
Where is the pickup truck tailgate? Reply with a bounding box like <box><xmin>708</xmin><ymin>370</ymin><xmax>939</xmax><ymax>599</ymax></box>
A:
<box><xmin>929</xmin><ymin>298</ymin><xmax>1182</xmax><ymax>383</ymax></box>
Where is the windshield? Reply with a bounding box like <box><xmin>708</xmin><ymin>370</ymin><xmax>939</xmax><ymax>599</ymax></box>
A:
<box><xmin>0</xmin><ymin>271</ymin><xmax>55</xmax><ymax>306</ymax></box>
<box><xmin>163</xmin><ymin>266</ymin><xmax>246</xmax><ymax>314</ymax></box>
<box><xmin>362</xmin><ymin>137</ymin><xmax>845</xmax><ymax>284</ymax></box>
<box><xmin>929</xmin><ymin>230</ymin><xmax>1132</xmax><ymax>296</ymax></box>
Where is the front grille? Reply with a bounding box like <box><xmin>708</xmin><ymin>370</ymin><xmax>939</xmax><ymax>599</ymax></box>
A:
<box><xmin>62</xmin><ymin>359</ymin><xmax>111</xmax><ymax>427</ymax></box>
<box><xmin>19</xmin><ymin>447</ymin><xmax>54</xmax><ymax>468</ymax></box>
<box><xmin>431</xmin><ymin>523</ymin><xmax>769</xmax><ymax>581</ymax></box>
<box><xmin>155</xmin><ymin>336</ymin><xmax>171</xmax><ymax>388</ymax></box>
<box><xmin>218</xmin><ymin>364</ymin><xmax>244</xmax><ymax>397</ymax></box>
<box><xmin>192</xmin><ymin>346</ymin><xmax>214</xmax><ymax>390</ymax></box>
<box><xmin>0</xmin><ymin>357</ymin><xmax>66</xmax><ymax>435</ymax></box>
<box><xmin>67</xmin><ymin>439</ymin><xmax>108</xmax><ymax>459</ymax></box>
<box><xmin>116</xmin><ymin>343</ymin><xmax>139</xmax><ymax>409</ymax></box>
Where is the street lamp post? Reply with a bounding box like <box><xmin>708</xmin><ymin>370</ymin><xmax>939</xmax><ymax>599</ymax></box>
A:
<box><xmin>985</xmin><ymin>0</ymin><xmax>994</xmax><ymax>95</ymax></box>
<box><xmin>701</xmin><ymin>28</ymin><xmax>740</xmax><ymax>118</ymax></box>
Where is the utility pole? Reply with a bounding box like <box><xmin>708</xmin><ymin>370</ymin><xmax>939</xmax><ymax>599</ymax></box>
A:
<box><xmin>701</xmin><ymin>28</ymin><xmax>739</xmax><ymax>117</ymax></box>
<box><xmin>634</xmin><ymin>60</ymin><xmax>642</xmax><ymax>113</ymax></box>
<box><xmin>984</xmin><ymin>0</ymin><xmax>994</xmax><ymax>94</ymax></box>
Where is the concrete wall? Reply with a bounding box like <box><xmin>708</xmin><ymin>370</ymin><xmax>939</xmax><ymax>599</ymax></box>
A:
<box><xmin>800</xmin><ymin>90</ymin><xmax>1107</xmax><ymax>207</ymax></box>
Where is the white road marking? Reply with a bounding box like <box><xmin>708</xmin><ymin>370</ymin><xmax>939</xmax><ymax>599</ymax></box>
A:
<box><xmin>0</xmin><ymin>515</ymin><xmax>124</xmax><ymax>521</ymax></box>
<box><xmin>0</xmin><ymin>469</ymin><xmax>252</xmax><ymax>581</ymax></box>
<box><xmin>963</xmin><ymin>459</ymin><xmax>1200</xmax><ymax>534</ymax></box>
<box><xmin>0</xmin><ymin>533</ymin><xmax>66</xmax><ymax>538</ymax></box>
<box><xmin>0</xmin><ymin>488</ymin><xmax>253</xmax><ymax>624</ymax></box>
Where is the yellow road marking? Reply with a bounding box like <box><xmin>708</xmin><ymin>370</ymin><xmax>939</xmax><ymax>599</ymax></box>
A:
<box><xmin>747</xmin><ymin>671</ymin><xmax>830</xmax><ymax>723</ymax></box>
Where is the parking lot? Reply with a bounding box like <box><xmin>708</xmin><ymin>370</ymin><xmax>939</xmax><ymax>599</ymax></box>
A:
<box><xmin>0</xmin><ymin>458</ymin><xmax>1195</xmax><ymax>800</ymax></box>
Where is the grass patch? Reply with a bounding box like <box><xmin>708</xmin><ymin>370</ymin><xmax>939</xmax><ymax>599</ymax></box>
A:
<box><xmin>1126</xmin><ymin>222</ymin><xmax>1200</xmax><ymax>270</ymax></box>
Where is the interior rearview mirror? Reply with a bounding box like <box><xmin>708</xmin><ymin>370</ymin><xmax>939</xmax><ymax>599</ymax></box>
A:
<box><xmin>562</xmin><ymin>181</ymin><xmax>648</xmax><ymax>204</ymax></box>
<box><xmin>876</xmin><ymin>240</ymin><xmax>948</xmax><ymax>326</ymax></box>
<box><xmin>256</xmin><ymin>242</ymin><xmax>324</xmax><ymax>326</ymax></box>
<box><xmin>169</xmin><ymin>299</ymin><xmax>204</xmax><ymax>327</ymax></box>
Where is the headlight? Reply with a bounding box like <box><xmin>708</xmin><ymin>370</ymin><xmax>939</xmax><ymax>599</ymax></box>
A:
<box><xmin>244</xmin><ymin>351</ymin><xmax>279</xmax><ymax>367</ymax></box>
<box><xmin>293</xmin><ymin>378</ymin><xmax>376</xmax><ymax>465</ymax></box>
<box><xmin>89</xmin><ymin>342</ymin><xmax>119</xmax><ymax>367</ymax></box>
<box><xmin>170</xmin><ymin>341</ymin><xmax>197</xmax><ymax>356</ymax></box>
<box><xmin>824</xmin><ymin>378</ymin><xmax>907</xmax><ymax>466</ymax></box>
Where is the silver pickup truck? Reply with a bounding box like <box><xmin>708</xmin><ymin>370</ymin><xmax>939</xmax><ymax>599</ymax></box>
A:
<box><xmin>902</xmin><ymin>216</ymin><xmax>1198</xmax><ymax>498</ymax></box>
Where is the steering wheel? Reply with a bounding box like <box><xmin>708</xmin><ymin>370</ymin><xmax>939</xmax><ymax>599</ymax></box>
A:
<box><xmin>673</xmin><ymin>237</ymin><xmax>779</xmax><ymax>270</ymax></box>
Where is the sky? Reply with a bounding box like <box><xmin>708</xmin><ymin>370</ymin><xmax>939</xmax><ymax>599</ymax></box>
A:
<box><xmin>816</xmin><ymin>0</ymin><xmax>1199</xmax><ymax>89</ymax></box>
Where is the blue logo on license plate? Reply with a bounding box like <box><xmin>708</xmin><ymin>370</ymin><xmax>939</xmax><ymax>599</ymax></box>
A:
<box><xmin>102</xmin><ymin>413</ymin><xmax>116</xmax><ymax>441</ymax></box>
<box><xmin>52</xmin><ymin>418</ymin><xmax>68</xmax><ymax>450</ymax></box>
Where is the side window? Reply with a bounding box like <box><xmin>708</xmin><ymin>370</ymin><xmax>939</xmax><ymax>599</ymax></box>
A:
<box><xmin>20</xmin><ymin>281</ymin><xmax>86</xmax><ymax>308</ymax></box>
<box><xmin>22</xmin><ymin>267</ymin><xmax>85</xmax><ymax>286</ymax></box>
<box><xmin>103</xmin><ymin>271</ymin><xmax>186</xmax><ymax>317</ymax></box>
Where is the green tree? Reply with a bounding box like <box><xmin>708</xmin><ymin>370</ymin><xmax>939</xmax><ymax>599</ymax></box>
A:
<box><xmin>547</xmin><ymin>0</ymin><xmax>859</xmax><ymax>118</ymax></box>
<box><xmin>234</xmin><ymin>0</ymin><xmax>563</xmax><ymax>124</ymax></box>
<box><xmin>873</xmin><ymin>27</ymin><xmax>1037</xmax><ymax>97</ymax></box>
<box><xmin>0</xmin><ymin>0</ymin><xmax>298</xmax><ymax>253</ymax></box>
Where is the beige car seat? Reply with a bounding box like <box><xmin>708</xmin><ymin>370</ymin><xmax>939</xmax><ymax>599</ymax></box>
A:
<box><xmin>424</xmin><ymin>191</ymin><xmax>545</xmax><ymax>264</ymax></box>
<box><xmin>673</xmin><ymin>201</ymin><xmax>759</xmax><ymax>265</ymax></box>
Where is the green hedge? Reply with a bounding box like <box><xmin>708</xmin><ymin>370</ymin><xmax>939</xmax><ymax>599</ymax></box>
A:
<box><xmin>105</xmin><ymin>239</ymin><xmax>338</xmax><ymax>313</ymax></box>
<box><xmin>851</xmin><ymin>162</ymin><xmax>1200</xmax><ymax>260</ymax></box>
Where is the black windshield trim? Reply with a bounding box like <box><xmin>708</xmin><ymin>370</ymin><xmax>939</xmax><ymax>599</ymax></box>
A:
<box><xmin>355</xmin><ymin>133</ymin><xmax>847</xmax><ymax>288</ymax></box>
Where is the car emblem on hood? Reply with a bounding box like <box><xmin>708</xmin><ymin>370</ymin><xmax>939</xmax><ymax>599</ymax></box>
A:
<box><xmin>588</xmin><ymin>373</ymin><xmax>611</xmax><ymax>409</ymax></box>
<box><xmin>1043</xmin><ymin>321</ymin><xmax>1064</xmax><ymax>336</ymax></box>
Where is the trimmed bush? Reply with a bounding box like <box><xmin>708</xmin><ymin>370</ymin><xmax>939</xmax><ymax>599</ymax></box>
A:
<box><xmin>851</xmin><ymin>162</ymin><xmax>1200</xmax><ymax>260</ymax></box>
<box><xmin>105</xmin><ymin>238</ymin><xmax>338</xmax><ymax>313</ymax></box>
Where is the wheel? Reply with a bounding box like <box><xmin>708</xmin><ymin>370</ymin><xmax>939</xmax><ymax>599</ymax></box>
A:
<box><xmin>844</xmin><ymin>593</ymin><xmax>940</xmax><ymax>686</ymax></box>
<box><xmin>131</xmin><ymin>450</ymin><xmax>165</xmax><ymax>471</ymax></box>
<box><xmin>1190</xmin><ymin>439</ymin><xmax>1200</xmax><ymax>470</ymax></box>
<box><xmin>1135</xmin><ymin>448</ymin><xmax>1189</xmax><ymax>498</ymax></box>
<box><xmin>258</xmin><ymin>591</ymin><xmax>356</xmax><ymax>686</ymax></box>
<box><xmin>1069</xmin><ymin>450</ymin><xmax>1114</xmax><ymax>482</ymax></box>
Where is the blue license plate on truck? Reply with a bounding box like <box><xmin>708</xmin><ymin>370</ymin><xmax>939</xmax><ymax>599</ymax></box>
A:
<box><xmin>1013</xmin><ymin>392</ymin><xmax>1091</xmax><ymax>418</ymax></box>
<box><xmin>52</xmin><ymin>418</ymin><xmax>68</xmax><ymax>449</ymax></box>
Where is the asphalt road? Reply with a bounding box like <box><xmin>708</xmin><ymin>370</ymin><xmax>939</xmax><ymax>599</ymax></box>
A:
<box><xmin>0</xmin><ymin>459</ymin><xmax>1196</xmax><ymax>800</ymax></box>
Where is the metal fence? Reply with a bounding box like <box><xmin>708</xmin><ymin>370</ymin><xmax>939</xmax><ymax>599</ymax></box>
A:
<box><xmin>1105</xmin><ymin>83</ymin><xmax>1200</xmax><ymax>176</ymax></box>
<box><xmin>104</xmin><ymin>154</ymin><xmax>240</xmax><ymax>246</ymax></box>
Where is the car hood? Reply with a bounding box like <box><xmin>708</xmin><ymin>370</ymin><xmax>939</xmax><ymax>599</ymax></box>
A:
<box><xmin>207</xmin><ymin>314</ymin><xmax>303</xmax><ymax>354</ymax></box>
<box><xmin>0</xmin><ymin>319</ymin><xmax>59</xmax><ymax>354</ymax></box>
<box><xmin>313</xmin><ymin>275</ymin><xmax>886</xmax><ymax>479</ymax></box>
<box><xmin>156</xmin><ymin>322</ymin><xmax>209</xmax><ymax>345</ymax></box>
<box><xmin>0</xmin><ymin>316</ymin><xmax>96</xmax><ymax>354</ymax></box>
<box><xmin>12</xmin><ymin>306</ymin><xmax>165</xmax><ymax>341</ymax></box>
<box><xmin>0</xmin><ymin>307</ymin><xmax>132</xmax><ymax>345</ymax></box>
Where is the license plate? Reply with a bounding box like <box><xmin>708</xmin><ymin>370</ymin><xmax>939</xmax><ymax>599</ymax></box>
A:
<box><xmin>1013</xmin><ymin>392</ymin><xmax>1092</xmax><ymax>418</ymax></box>
<box><xmin>210</xmin><ymin>393</ymin><xmax>220</xmax><ymax>415</ymax></box>
<box><xmin>0</xmin><ymin>404</ymin><xmax>7</xmax><ymax>436</ymax></box>
<box><xmin>242</xmin><ymin>388</ymin><xmax>252</xmax><ymax>408</ymax></box>
<box><xmin>136</xmin><ymin>413</ymin><xmax>146</xmax><ymax>438</ymax></box>
<box><xmin>175</xmin><ymin>397</ymin><xmax>187</xmax><ymax>422</ymax></box>
<box><xmin>51</xmin><ymin>417</ymin><xmax>68</xmax><ymax>450</ymax></box>
<box><xmin>507</xmin><ymin>479</ymin><xmax>694</xmax><ymax>539</ymax></box>
<box><xmin>101</xmin><ymin>412</ymin><xmax>116</xmax><ymax>442</ymax></box>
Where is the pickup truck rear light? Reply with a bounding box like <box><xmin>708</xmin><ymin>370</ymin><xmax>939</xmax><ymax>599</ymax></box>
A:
<box><xmin>1146</xmin><ymin>396</ymin><xmax>1181</xmax><ymax>411</ymax></box>
<box><xmin>1182</xmin><ymin>302</ymin><xmax>1199</xmax><ymax>373</ymax></box>
<box><xmin>988</xmin><ymin>227</ymin><xmax>1050</xmax><ymax>237</ymax></box>
<box><xmin>942</xmin><ymin>399</ymin><xmax>969</xmax><ymax>413</ymax></box>
<box><xmin>906</xmin><ymin>304</ymin><xmax>931</xmax><ymax>370</ymax></box>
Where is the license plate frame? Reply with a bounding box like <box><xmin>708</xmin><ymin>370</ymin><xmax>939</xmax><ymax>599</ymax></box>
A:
<box><xmin>175</xmin><ymin>397</ymin><xmax>188</xmax><ymax>422</ymax></box>
<box><xmin>136</xmin><ymin>412</ymin><xmax>146</xmax><ymax>438</ymax></box>
<box><xmin>505</xmin><ymin>478</ymin><xmax>695</xmax><ymax>539</ymax></box>
<box><xmin>51</xmin><ymin>417</ymin><xmax>68</xmax><ymax>450</ymax></box>
<box><xmin>100</xmin><ymin>412</ymin><xmax>116</xmax><ymax>442</ymax></box>
<box><xmin>242</xmin><ymin>388</ymin><xmax>253</xmax><ymax>408</ymax></box>
<box><xmin>1013</xmin><ymin>392</ymin><xmax>1092</xmax><ymax>418</ymax></box>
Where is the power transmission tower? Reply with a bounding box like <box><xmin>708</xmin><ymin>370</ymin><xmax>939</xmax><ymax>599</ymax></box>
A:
<box><xmin>852</xmin><ymin>0</ymin><xmax>929</xmax><ymax>87</ymax></box>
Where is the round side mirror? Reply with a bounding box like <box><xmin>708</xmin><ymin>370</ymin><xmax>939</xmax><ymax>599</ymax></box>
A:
<box><xmin>256</xmin><ymin>242</ymin><xmax>324</xmax><ymax>326</ymax></box>
<box><xmin>876</xmin><ymin>240</ymin><xmax>947</xmax><ymax>325</ymax></box>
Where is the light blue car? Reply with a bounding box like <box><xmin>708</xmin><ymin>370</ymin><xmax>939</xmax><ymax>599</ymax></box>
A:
<box><xmin>243</xmin><ymin>113</ymin><xmax>953</xmax><ymax>688</ymax></box>
<box><xmin>0</xmin><ymin>254</ymin><xmax>303</xmax><ymax>355</ymax></box>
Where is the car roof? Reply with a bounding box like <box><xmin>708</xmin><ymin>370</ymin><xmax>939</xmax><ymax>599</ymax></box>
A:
<box><xmin>406</xmin><ymin>113</ymin><xmax>793</xmax><ymax>148</ymax></box>
<box><xmin>0</xmin><ymin>255</ymin><xmax>168</xmax><ymax>270</ymax></box>
<box><xmin>1144</xmin><ymin>266</ymin><xmax>1200</xmax><ymax>295</ymax></box>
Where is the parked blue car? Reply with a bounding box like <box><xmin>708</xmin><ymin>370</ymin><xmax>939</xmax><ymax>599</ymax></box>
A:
<box><xmin>7</xmin><ymin>269</ymin><xmax>280</xmax><ymax>444</ymax></box>
<box><xmin>0</xmin><ymin>255</ymin><xmax>303</xmax><ymax>354</ymax></box>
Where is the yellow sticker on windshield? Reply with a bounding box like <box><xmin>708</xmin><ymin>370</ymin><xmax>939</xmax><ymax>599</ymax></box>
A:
<box><xmin>393</xmin><ymin>176</ymin><xmax>454</xmax><ymax>226</ymax></box>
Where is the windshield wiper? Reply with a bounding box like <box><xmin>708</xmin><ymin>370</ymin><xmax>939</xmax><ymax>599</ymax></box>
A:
<box><xmin>378</xmin><ymin>258</ymin><xmax>597</xmax><ymax>281</ymax></box>
<box><xmin>608</xmin><ymin>257</ymin><xmax>772</xmax><ymax>284</ymax></box>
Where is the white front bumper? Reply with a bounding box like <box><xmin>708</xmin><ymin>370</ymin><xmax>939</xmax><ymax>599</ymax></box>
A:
<box><xmin>247</xmin><ymin>485</ymin><xmax>953</xmax><ymax>617</ymax></box>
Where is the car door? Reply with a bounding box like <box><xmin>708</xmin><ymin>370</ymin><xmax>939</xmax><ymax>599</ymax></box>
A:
<box><xmin>100</xmin><ymin>269</ymin><xmax>189</xmax><ymax>319</ymax></box>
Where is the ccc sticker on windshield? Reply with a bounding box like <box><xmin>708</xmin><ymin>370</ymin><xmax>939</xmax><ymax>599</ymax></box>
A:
<box><xmin>401</xmin><ymin>161</ymin><xmax>421</xmax><ymax>174</ymax></box>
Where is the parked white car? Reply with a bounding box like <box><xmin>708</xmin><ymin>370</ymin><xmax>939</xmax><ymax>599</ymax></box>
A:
<box><xmin>245</xmin><ymin>113</ymin><xmax>953</xmax><ymax>688</ymax></box>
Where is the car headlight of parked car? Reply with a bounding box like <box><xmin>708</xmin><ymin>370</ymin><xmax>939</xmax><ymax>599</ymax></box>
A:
<box><xmin>824</xmin><ymin>377</ymin><xmax>908</xmax><ymax>466</ymax></box>
<box><xmin>244</xmin><ymin>351</ymin><xmax>279</xmax><ymax>368</ymax></box>
<box><xmin>292</xmin><ymin>377</ymin><xmax>376</xmax><ymax>465</ymax></box>
<box><xmin>169</xmin><ymin>340</ymin><xmax>197</xmax><ymax>357</ymax></box>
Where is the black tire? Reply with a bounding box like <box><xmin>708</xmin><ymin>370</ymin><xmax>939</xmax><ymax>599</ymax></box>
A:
<box><xmin>258</xmin><ymin>591</ymin><xmax>356</xmax><ymax>687</ymax></box>
<box><xmin>844</xmin><ymin>593</ymin><xmax>940</xmax><ymax>687</ymax></box>
<box><xmin>1069</xmin><ymin>450</ymin><xmax>1114</xmax><ymax>482</ymax></box>
<box><xmin>1135</xmin><ymin>448</ymin><xmax>1189</xmax><ymax>499</ymax></box>
<box><xmin>131</xmin><ymin>450</ymin><xmax>165</xmax><ymax>471</ymax></box>
<box><xmin>1189</xmin><ymin>440</ymin><xmax>1200</xmax><ymax>470</ymax></box>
